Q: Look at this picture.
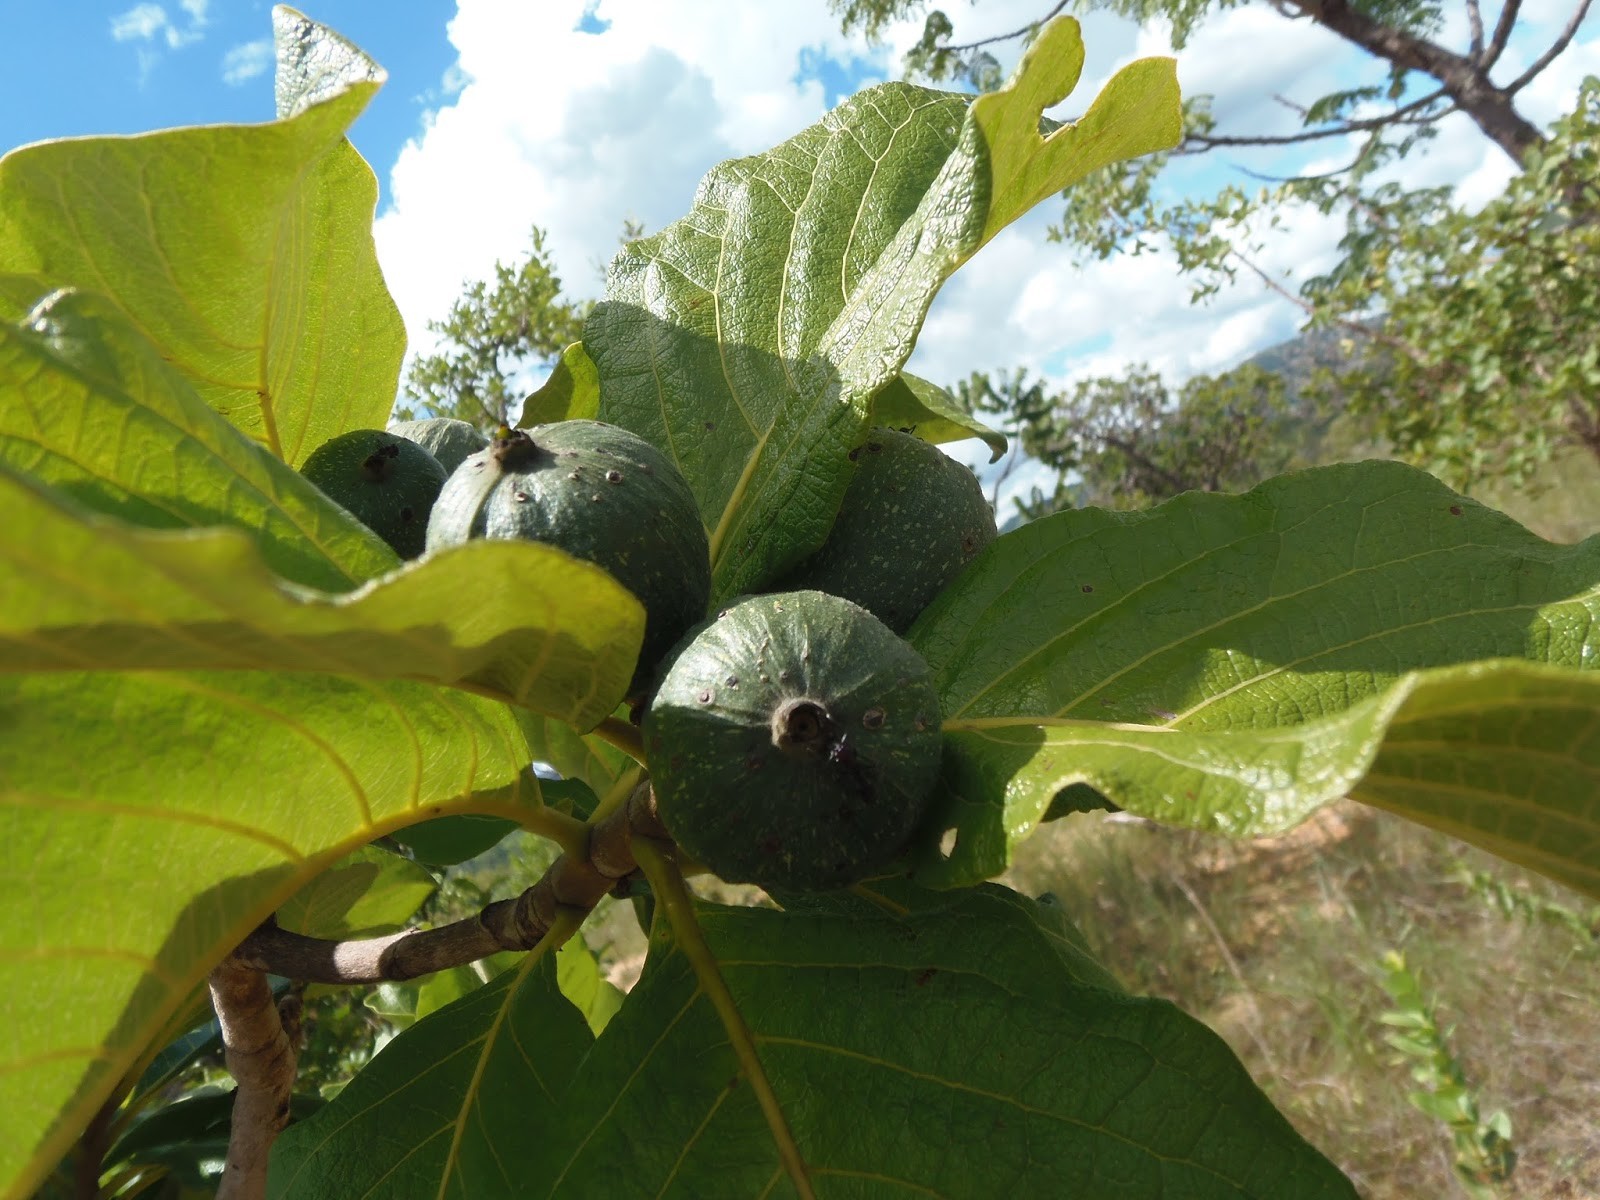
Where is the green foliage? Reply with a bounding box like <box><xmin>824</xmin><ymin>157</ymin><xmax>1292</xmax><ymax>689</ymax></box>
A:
<box><xmin>1304</xmin><ymin>79</ymin><xmax>1600</xmax><ymax>490</ymax></box>
<box><xmin>2</xmin><ymin>10</ymin><xmax>1597</xmax><ymax>1200</ymax></box>
<box><xmin>396</xmin><ymin>226</ymin><xmax>586</xmax><ymax>431</ymax></box>
<box><xmin>1377</xmin><ymin>952</ymin><xmax>1516</xmax><ymax>1197</ymax></box>
<box><xmin>966</xmin><ymin>360</ymin><xmax>1300</xmax><ymax>516</ymax></box>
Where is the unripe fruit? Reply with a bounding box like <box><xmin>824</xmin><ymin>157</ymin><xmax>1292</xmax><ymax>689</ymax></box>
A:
<box><xmin>299</xmin><ymin>428</ymin><xmax>448</xmax><ymax>560</ymax></box>
<box><xmin>780</xmin><ymin>428</ymin><xmax>997</xmax><ymax>633</ymax></box>
<box><xmin>426</xmin><ymin>421</ymin><xmax>711</xmax><ymax>693</ymax></box>
<box><xmin>386</xmin><ymin>417</ymin><xmax>490</xmax><ymax>475</ymax></box>
<box><xmin>645</xmin><ymin>590</ymin><xmax>943</xmax><ymax>891</ymax></box>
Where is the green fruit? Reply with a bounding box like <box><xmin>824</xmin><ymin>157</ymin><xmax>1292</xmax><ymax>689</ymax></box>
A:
<box><xmin>781</xmin><ymin>428</ymin><xmax>997</xmax><ymax>633</ymax></box>
<box><xmin>426</xmin><ymin>421</ymin><xmax>711</xmax><ymax>692</ymax></box>
<box><xmin>644</xmin><ymin>590</ymin><xmax>942</xmax><ymax>891</ymax></box>
<box><xmin>300</xmin><ymin>429</ymin><xmax>448</xmax><ymax>560</ymax></box>
<box><xmin>386</xmin><ymin>417</ymin><xmax>490</xmax><ymax>475</ymax></box>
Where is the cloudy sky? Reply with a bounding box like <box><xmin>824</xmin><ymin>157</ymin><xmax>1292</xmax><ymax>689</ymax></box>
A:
<box><xmin>3</xmin><ymin>0</ymin><xmax>1598</xmax><ymax>498</ymax></box>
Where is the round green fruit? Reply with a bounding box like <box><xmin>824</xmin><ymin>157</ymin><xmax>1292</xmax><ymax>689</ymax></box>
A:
<box><xmin>780</xmin><ymin>428</ymin><xmax>997</xmax><ymax>633</ymax></box>
<box><xmin>644</xmin><ymin>590</ymin><xmax>942</xmax><ymax>891</ymax></box>
<box><xmin>386</xmin><ymin>417</ymin><xmax>490</xmax><ymax>475</ymax></box>
<box><xmin>425</xmin><ymin>421</ymin><xmax>711</xmax><ymax>692</ymax></box>
<box><xmin>300</xmin><ymin>428</ymin><xmax>448</xmax><ymax>560</ymax></box>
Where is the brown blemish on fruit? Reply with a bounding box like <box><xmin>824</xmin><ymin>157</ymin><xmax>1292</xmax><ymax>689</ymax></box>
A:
<box><xmin>1081</xmin><ymin>584</ymin><xmax>1093</xmax><ymax>593</ymax></box>
<box><xmin>1450</xmin><ymin>505</ymin><xmax>1464</xmax><ymax>516</ymax></box>
<box><xmin>697</xmin><ymin>688</ymin><xmax>714</xmax><ymax>704</ymax></box>
<box><xmin>862</xmin><ymin>707</ymin><xmax>885</xmax><ymax>730</ymax></box>
<box><xmin>606</xmin><ymin>469</ymin><xmax>624</xmax><ymax>484</ymax></box>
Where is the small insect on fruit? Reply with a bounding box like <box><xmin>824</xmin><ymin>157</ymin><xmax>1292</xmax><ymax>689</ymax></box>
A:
<box><xmin>299</xmin><ymin>428</ymin><xmax>449</xmax><ymax>560</ymax></box>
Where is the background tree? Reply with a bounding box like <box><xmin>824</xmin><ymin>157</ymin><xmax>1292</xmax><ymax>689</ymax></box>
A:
<box><xmin>394</xmin><ymin>225</ymin><xmax>585</xmax><ymax>431</ymax></box>
<box><xmin>837</xmin><ymin>0</ymin><xmax>1600</xmax><ymax>499</ymax></box>
<box><xmin>967</xmin><ymin>361</ymin><xmax>1302</xmax><ymax>516</ymax></box>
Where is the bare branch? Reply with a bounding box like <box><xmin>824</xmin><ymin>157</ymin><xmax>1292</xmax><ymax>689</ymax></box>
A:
<box><xmin>939</xmin><ymin>0</ymin><xmax>1069</xmax><ymax>54</ymax></box>
<box><xmin>210</xmin><ymin>962</ymin><xmax>299</xmax><ymax>1200</ymax></box>
<box><xmin>235</xmin><ymin>782</ymin><xmax>668</xmax><ymax>984</ymax></box>
<box><xmin>1183</xmin><ymin>86</ymin><xmax>1452</xmax><ymax>151</ymax></box>
<box><xmin>1467</xmin><ymin>0</ymin><xmax>1486</xmax><ymax>58</ymax></box>
<box><xmin>1505</xmin><ymin>0</ymin><xmax>1594</xmax><ymax>93</ymax></box>
<box><xmin>1481</xmin><ymin>0</ymin><xmax>1522</xmax><ymax>67</ymax></box>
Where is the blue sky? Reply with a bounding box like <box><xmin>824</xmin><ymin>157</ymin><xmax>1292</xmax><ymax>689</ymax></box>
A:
<box><xmin>4</xmin><ymin>0</ymin><xmax>1597</xmax><ymax>507</ymax></box>
<box><xmin>0</xmin><ymin>2</ymin><xmax>459</xmax><ymax>208</ymax></box>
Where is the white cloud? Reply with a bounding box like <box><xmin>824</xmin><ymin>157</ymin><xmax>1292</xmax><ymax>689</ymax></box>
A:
<box><xmin>110</xmin><ymin>0</ymin><xmax>207</xmax><ymax>62</ymax></box>
<box><xmin>110</xmin><ymin>3</ymin><xmax>166</xmax><ymax>42</ymax></box>
<box><xmin>221</xmin><ymin>39</ymin><xmax>274</xmax><ymax>86</ymax></box>
<box><xmin>372</xmin><ymin>0</ymin><xmax>1600</xmax><ymax>426</ymax></box>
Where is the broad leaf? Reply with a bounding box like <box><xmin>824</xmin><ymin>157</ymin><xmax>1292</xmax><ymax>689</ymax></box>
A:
<box><xmin>633</xmin><ymin>887</ymin><xmax>1353</xmax><ymax>1196</ymax></box>
<box><xmin>272</xmin><ymin>5</ymin><xmax>385</xmax><ymax>121</ymax></box>
<box><xmin>0</xmin><ymin>671</ymin><xmax>540</xmax><ymax>1198</ymax></box>
<box><xmin>870</xmin><ymin>372</ymin><xmax>1006</xmax><ymax>460</ymax></box>
<box><xmin>589</xmin><ymin>17</ymin><xmax>1178</xmax><ymax>601</ymax></box>
<box><xmin>0</xmin><ymin>289</ymin><xmax>394</xmax><ymax>592</ymax></box>
<box><xmin>0</xmin><ymin>295</ymin><xmax>644</xmax><ymax>725</ymax></box>
<box><xmin>519</xmin><ymin>341</ymin><xmax>600</xmax><ymax>426</ymax></box>
<box><xmin>0</xmin><ymin>20</ymin><xmax>402</xmax><ymax>465</ymax></box>
<box><xmin>276</xmin><ymin>846</ymin><xmax>437</xmax><ymax>939</ymax></box>
<box><xmin>518</xmin><ymin>711</ymin><xmax>634</xmax><ymax>797</ymax></box>
<box><xmin>268</xmin><ymin>955</ymin><xmax>592</xmax><ymax>1199</ymax></box>
<box><xmin>910</xmin><ymin>461</ymin><xmax>1600</xmax><ymax>886</ymax></box>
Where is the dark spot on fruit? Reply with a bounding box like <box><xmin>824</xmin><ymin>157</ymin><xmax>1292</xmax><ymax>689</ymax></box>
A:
<box><xmin>961</xmin><ymin>533</ymin><xmax>979</xmax><ymax>554</ymax></box>
<box><xmin>867</xmin><ymin>441</ymin><xmax>883</xmax><ymax>453</ymax></box>
<box><xmin>382</xmin><ymin>443</ymin><xmax>400</xmax><ymax>458</ymax></box>
<box><xmin>704</xmin><ymin>420</ymin><xmax>716</xmax><ymax>431</ymax></box>
<box><xmin>848</xmin><ymin>447</ymin><xmax>862</xmax><ymax>462</ymax></box>
<box><xmin>759</xmin><ymin>834</ymin><xmax>783</xmax><ymax>856</ymax></box>
<box><xmin>778</xmin><ymin>669</ymin><xmax>792</xmax><ymax>684</ymax></box>
<box><xmin>914</xmin><ymin>715</ymin><xmax>929</xmax><ymax>732</ymax></box>
<box><xmin>591</xmin><ymin>493</ymin><xmax>603</xmax><ymax>502</ymax></box>
<box><xmin>745</xmin><ymin>754</ymin><xmax>764</xmax><ymax>771</ymax></box>
<box><xmin>697</xmin><ymin>688</ymin><xmax>714</xmax><ymax>704</ymax></box>
<box><xmin>513</xmin><ymin>491</ymin><xmax>529</xmax><ymax>503</ymax></box>
<box><xmin>606</xmin><ymin>469</ymin><xmax>624</xmax><ymax>484</ymax></box>
<box><xmin>725</xmin><ymin>674</ymin><xmax>739</xmax><ymax>687</ymax></box>
<box><xmin>915</xmin><ymin>968</ymin><xmax>937</xmax><ymax>986</ymax></box>
<box><xmin>399</xmin><ymin>506</ymin><xmax>415</xmax><ymax>522</ymax></box>
<box><xmin>568</xmin><ymin>470</ymin><xmax>581</xmax><ymax>481</ymax></box>
<box><xmin>1081</xmin><ymin>584</ymin><xmax>1093</xmax><ymax>593</ymax></box>
<box><xmin>1450</xmin><ymin>505</ymin><xmax>1464</xmax><ymax>516</ymax></box>
<box><xmin>862</xmin><ymin>707</ymin><xmax>886</xmax><ymax>729</ymax></box>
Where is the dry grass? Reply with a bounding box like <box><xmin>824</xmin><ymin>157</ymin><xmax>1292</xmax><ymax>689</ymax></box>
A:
<box><xmin>1005</xmin><ymin>803</ymin><xmax>1600</xmax><ymax>1199</ymax></box>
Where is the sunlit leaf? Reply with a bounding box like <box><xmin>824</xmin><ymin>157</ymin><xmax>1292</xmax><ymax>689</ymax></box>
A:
<box><xmin>0</xmin><ymin>30</ymin><xmax>402</xmax><ymax>464</ymax></box>
<box><xmin>590</xmin><ymin>17</ymin><xmax>1178</xmax><ymax>601</ymax></box>
<box><xmin>0</xmin><ymin>671</ymin><xmax>537</xmax><ymax>1197</ymax></box>
<box><xmin>276</xmin><ymin>846</ymin><xmax>437</xmax><ymax>939</ymax></box>
<box><xmin>870</xmin><ymin>372</ymin><xmax>1007</xmax><ymax>460</ymax></box>
<box><xmin>910</xmin><ymin>461</ymin><xmax>1600</xmax><ymax>886</ymax></box>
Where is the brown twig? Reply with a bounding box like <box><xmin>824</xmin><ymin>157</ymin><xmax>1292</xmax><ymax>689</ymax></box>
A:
<box><xmin>209</xmin><ymin>962</ymin><xmax>301</xmax><ymax>1200</ymax></box>
<box><xmin>234</xmin><ymin>782</ymin><xmax>669</xmax><ymax>984</ymax></box>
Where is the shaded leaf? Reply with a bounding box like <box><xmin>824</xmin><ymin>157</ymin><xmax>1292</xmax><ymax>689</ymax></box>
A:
<box><xmin>0</xmin><ymin>58</ymin><xmax>402</xmax><ymax>464</ymax></box>
<box><xmin>870</xmin><ymin>372</ymin><xmax>1006</xmax><ymax>460</ymax></box>
<box><xmin>388</xmin><ymin>814</ymin><xmax>520</xmax><ymax>867</ymax></box>
<box><xmin>518</xmin><ymin>341</ymin><xmax>600</xmax><ymax>426</ymax></box>
<box><xmin>517</xmin><ymin>710</ymin><xmax>634</xmax><ymax>798</ymax></box>
<box><xmin>589</xmin><ymin>18</ymin><xmax>1178</xmax><ymax>601</ymax></box>
<box><xmin>909</xmin><ymin>461</ymin><xmax>1600</xmax><ymax>886</ymax></box>
<box><xmin>276</xmin><ymin>845</ymin><xmax>437</xmax><ymax>939</ymax></box>
<box><xmin>542</xmin><ymin>887</ymin><xmax>1354</xmax><ymax>1197</ymax></box>
<box><xmin>268</xmin><ymin>955</ymin><xmax>591</xmax><ymax>1199</ymax></box>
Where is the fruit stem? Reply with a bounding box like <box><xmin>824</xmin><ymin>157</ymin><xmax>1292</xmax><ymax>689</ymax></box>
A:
<box><xmin>630</xmin><ymin>837</ymin><xmax>817</xmax><ymax>1200</ymax></box>
<box><xmin>521</xmin><ymin>804</ymin><xmax>590</xmax><ymax>859</ymax></box>
<box><xmin>593</xmin><ymin>714</ymin><xmax>646</xmax><ymax>763</ymax></box>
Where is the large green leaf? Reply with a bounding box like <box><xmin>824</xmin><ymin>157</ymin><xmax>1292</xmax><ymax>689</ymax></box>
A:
<box><xmin>910</xmin><ymin>460</ymin><xmax>1600</xmax><ymax>887</ymax></box>
<box><xmin>0</xmin><ymin>294</ymin><xmax>645</xmax><ymax>727</ymax></box>
<box><xmin>0</xmin><ymin>289</ymin><xmax>394</xmax><ymax>592</ymax></box>
<box><xmin>0</xmin><ymin>669</ymin><xmax>545</xmax><ymax>1198</ymax></box>
<box><xmin>276</xmin><ymin>885</ymin><xmax>1354</xmax><ymax>1197</ymax></box>
<box><xmin>0</xmin><ymin>18</ymin><xmax>402</xmax><ymax>465</ymax></box>
<box><xmin>588</xmin><ymin>17</ymin><xmax>1178</xmax><ymax>601</ymax></box>
<box><xmin>268</xmin><ymin>954</ymin><xmax>591</xmax><ymax>1198</ymax></box>
<box><xmin>275</xmin><ymin>845</ymin><xmax>437</xmax><ymax>939</ymax></box>
<box><xmin>870</xmin><ymin>372</ymin><xmax>1006</xmax><ymax>460</ymax></box>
